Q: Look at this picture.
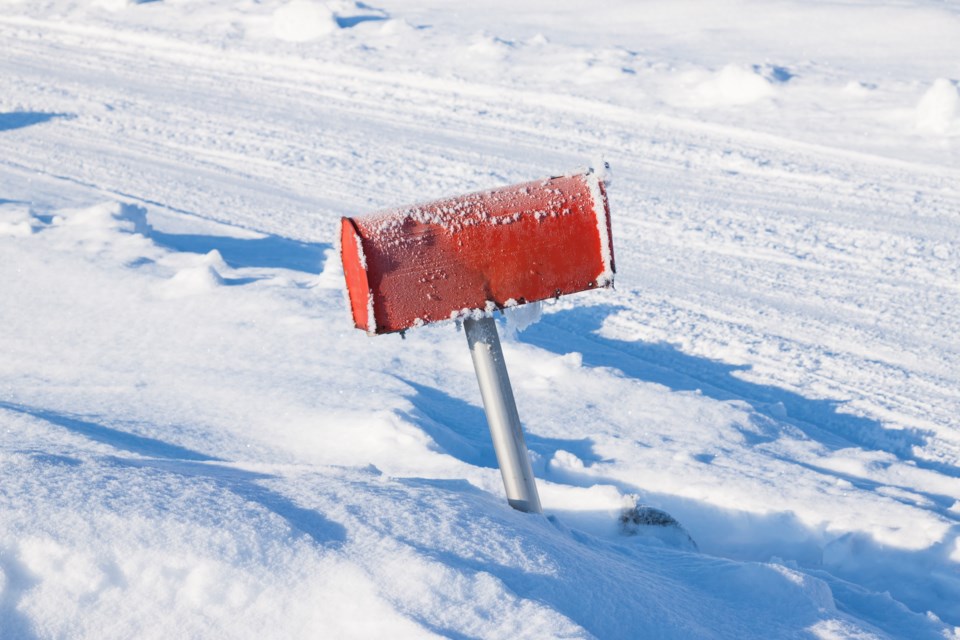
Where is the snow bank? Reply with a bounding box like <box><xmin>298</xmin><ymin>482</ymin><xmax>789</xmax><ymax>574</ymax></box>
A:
<box><xmin>668</xmin><ymin>65</ymin><xmax>775</xmax><ymax>108</ymax></box>
<box><xmin>915</xmin><ymin>78</ymin><xmax>960</xmax><ymax>134</ymax></box>
<box><xmin>0</xmin><ymin>204</ymin><xmax>35</xmax><ymax>237</ymax></box>
<box><xmin>273</xmin><ymin>0</ymin><xmax>339</xmax><ymax>42</ymax></box>
<box><xmin>0</xmin><ymin>455</ymin><xmax>436</xmax><ymax>639</ymax></box>
<box><xmin>3</xmin><ymin>194</ymin><xmax>953</xmax><ymax>637</ymax></box>
<box><xmin>155</xmin><ymin>264</ymin><xmax>224</xmax><ymax>298</ymax></box>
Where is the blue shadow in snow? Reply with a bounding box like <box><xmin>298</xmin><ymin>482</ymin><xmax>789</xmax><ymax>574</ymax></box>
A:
<box><xmin>149</xmin><ymin>230</ymin><xmax>330</xmax><ymax>273</ymax></box>
<box><xmin>385</xmin><ymin>477</ymin><xmax>892</xmax><ymax>640</ymax></box>
<box><xmin>787</xmin><ymin>454</ymin><xmax>958</xmax><ymax>513</ymax></box>
<box><xmin>337</xmin><ymin>14</ymin><xmax>388</xmax><ymax>28</ymax></box>
<box><xmin>398</xmin><ymin>378</ymin><xmax>602</xmax><ymax>469</ymax></box>
<box><xmin>0</xmin><ymin>112</ymin><xmax>73</xmax><ymax>132</ymax></box>
<box><xmin>753</xmin><ymin>64</ymin><xmax>794</xmax><ymax>83</ymax></box>
<box><xmin>517</xmin><ymin>305</ymin><xmax>947</xmax><ymax>476</ymax></box>
<box><xmin>510</xmin><ymin>307</ymin><xmax>960</xmax><ymax>630</ymax></box>
<box><xmin>0</xmin><ymin>402</ymin><xmax>346</xmax><ymax>548</ymax></box>
<box><xmin>337</xmin><ymin>2</ymin><xmax>388</xmax><ymax>28</ymax></box>
<box><xmin>0</xmin><ymin>552</ymin><xmax>40</xmax><ymax>640</ymax></box>
<box><xmin>0</xmin><ymin>401</ymin><xmax>220</xmax><ymax>462</ymax></box>
<box><xmin>114</xmin><ymin>456</ymin><xmax>347</xmax><ymax>548</ymax></box>
<box><xmin>119</xmin><ymin>203</ymin><xmax>330</xmax><ymax>273</ymax></box>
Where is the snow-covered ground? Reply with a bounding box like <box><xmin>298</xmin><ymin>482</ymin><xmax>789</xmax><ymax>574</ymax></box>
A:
<box><xmin>1</xmin><ymin>1</ymin><xmax>959</xmax><ymax>638</ymax></box>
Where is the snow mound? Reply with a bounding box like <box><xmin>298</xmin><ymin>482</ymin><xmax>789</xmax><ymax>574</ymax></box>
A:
<box><xmin>314</xmin><ymin>246</ymin><xmax>344</xmax><ymax>289</ymax></box>
<box><xmin>44</xmin><ymin>201</ymin><xmax>153</xmax><ymax>257</ymax></box>
<box><xmin>915</xmin><ymin>78</ymin><xmax>960</xmax><ymax>134</ymax></box>
<box><xmin>669</xmin><ymin>65</ymin><xmax>775</xmax><ymax>108</ymax></box>
<box><xmin>468</xmin><ymin>33</ymin><xmax>514</xmax><ymax>60</ymax></box>
<box><xmin>273</xmin><ymin>0</ymin><xmax>339</xmax><ymax>42</ymax></box>
<box><xmin>61</xmin><ymin>201</ymin><xmax>147</xmax><ymax>234</ymax></box>
<box><xmin>696</xmin><ymin>65</ymin><xmax>775</xmax><ymax>107</ymax></box>
<box><xmin>0</xmin><ymin>204</ymin><xmax>35</xmax><ymax>237</ymax></box>
<box><xmin>378</xmin><ymin>17</ymin><xmax>416</xmax><ymax>36</ymax></box>
<box><xmin>156</xmin><ymin>265</ymin><xmax>224</xmax><ymax>298</ymax></box>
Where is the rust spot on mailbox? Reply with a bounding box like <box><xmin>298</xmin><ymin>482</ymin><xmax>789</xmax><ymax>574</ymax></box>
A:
<box><xmin>340</xmin><ymin>169</ymin><xmax>615</xmax><ymax>335</ymax></box>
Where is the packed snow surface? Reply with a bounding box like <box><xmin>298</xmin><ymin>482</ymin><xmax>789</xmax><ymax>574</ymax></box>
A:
<box><xmin>1</xmin><ymin>1</ymin><xmax>959</xmax><ymax>638</ymax></box>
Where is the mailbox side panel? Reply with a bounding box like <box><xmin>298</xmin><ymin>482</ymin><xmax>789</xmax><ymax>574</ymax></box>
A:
<box><xmin>339</xmin><ymin>217</ymin><xmax>375</xmax><ymax>333</ymax></box>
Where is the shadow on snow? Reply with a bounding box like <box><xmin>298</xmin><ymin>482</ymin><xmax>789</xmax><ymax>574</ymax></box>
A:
<box><xmin>337</xmin><ymin>2</ymin><xmax>389</xmax><ymax>28</ymax></box>
<box><xmin>509</xmin><ymin>304</ymin><xmax>959</xmax><ymax>627</ymax></box>
<box><xmin>149</xmin><ymin>229</ymin><xmax>330</xmax><ymax>274</ymax></box>
<box><xmin>391</xmin><ymin>306</ymin><xmax>959</xmax><ymax>630</ymax></box>
<box><xmin>120</xmin><ymin>203</ymin><xmax>331</xmax><ymax>274</ymax></box>
<box><xmin>518</xmin><ymin>304</ymin><xmax>947</xmax><ymax>477</ymax></box>
<box><xmin>396</xmin><ymin>378</ymin><xmax>602</xmax><ymax>471</ymax></box>
<box><xmin>0</xmin><ymin>112</ymin><xmax>74</xmax><ymax>133</ymax></box>
<box><xmin>0</xmin><ymin>401</ymin><xmax>347</xmax><ymax>550</ymax></box>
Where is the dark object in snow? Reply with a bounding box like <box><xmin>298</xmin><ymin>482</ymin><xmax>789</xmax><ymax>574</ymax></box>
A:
<box><xmin>619</xmin><ymin>497</ymin><xmax>699</xmax><ymax>551</ymax></box>
<box><xmin>619</xmin><ymin>505</ymin><xmax>680</xmax><ymax>529</ymax></box>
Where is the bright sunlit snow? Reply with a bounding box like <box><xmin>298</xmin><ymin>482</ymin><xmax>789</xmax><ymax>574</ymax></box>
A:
<box><xmin>1</xmin><ymin>1</ymin><xmax>958</xmax><ymax>638</ymax></box>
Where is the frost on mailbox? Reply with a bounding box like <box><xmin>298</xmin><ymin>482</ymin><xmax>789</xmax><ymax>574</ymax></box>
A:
<box><xmin>339</xmin><ymin>168</ymin><xmax>614</xmax><ymax>335</ymax></box>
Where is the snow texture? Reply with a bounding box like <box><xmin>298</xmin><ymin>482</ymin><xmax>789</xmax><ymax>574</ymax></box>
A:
<box><xmin>916</xmin><ymin>79</ymin><xmax>960</xmax><ymax>134</ymax></box>
<box><xmin>1</xmin><ymin>1</ymin><xmax>959</xmax><ymax>638</ymax></box>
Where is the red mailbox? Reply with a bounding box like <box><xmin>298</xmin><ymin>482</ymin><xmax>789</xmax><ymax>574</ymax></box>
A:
<box><xmin>340</xmin><ymin>169</ymin><xmax>614</xmax><ymax>335</ymax></box>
